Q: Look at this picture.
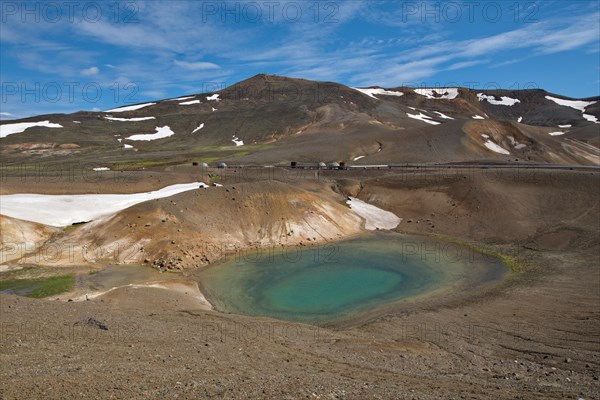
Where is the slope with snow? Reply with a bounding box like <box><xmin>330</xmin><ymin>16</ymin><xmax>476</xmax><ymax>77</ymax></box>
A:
<box><xmin>346</xmin><ymin>197</ymin><xmax>401</xmax><ymax>230</ymax></box>
<box><xmin>0</xmin><ymin>121</ymin><xmax>63</xmax><ymax>139</ymax></box>
<box><xmin>433</xmin><ymin>111</ymin><xmax>454</xmax><ymax>120</ymax></box>
<box><xmin>105</xmin><ymin>102</ymin><xmax>156</xmax><ymax>113</ymax></box>
<box><xmin>481</xmin><ymin>134</ymin><xmax>510</xmax><ymax>155</ymax></box>
<box><xmin>545</xmin><ymin>96</ymin><xmax>596</xmax><ymax>112</ymax></box>
<box><xmin>180</xmin><ymin>100</ymin><xmax>201</xmax><ymax>105</ymax></box>
<box><xmin>104</xmin><ymin>116</ymin><xmax>156</xmax><ymax>122</ymax></box>
<box><xmin>0</xmin><ymin>183</ymin><xmax>205</xmax><ymax>227</ymax></box>
<box><xmin>165</xmin><ymin>96</ymin><xmax>195</xmax><ymax>102</ymax></box>
<box><xmin>351</xmin><ymin>88</ymin><xmax>404</xmax><ymax>99</ymax></box>
<box><xmin>206</xmin><ymin>94</ymin><xmax>220</xmax><ymax>101</ymax></box>
<box><xmin>406</xmin><ymin>112</ymin><xmax>441</xmax><ymax>125</ymax></box>
<box><xmin>508</xmin><ymin>136</ymin><xmax>526</xmax><ymax>149</ymax></box>
<box><xmin>545</xmin><ymin>96</ymin><xmax>598</xmax><ymax>124</ymax></box>
<box><xmin>414</xmin><ymin>88</ymin><xmax>459</xmax><ymax>100</ymax></box>
<box><xmin>477</xmin><ymin>93</ymin><xmax>520</xmax><ymax>106</ymax></box>
<box><xmin>126</xmin><ymin>126</ymin><xmax>175</xmax><ymax>141</ymax></box>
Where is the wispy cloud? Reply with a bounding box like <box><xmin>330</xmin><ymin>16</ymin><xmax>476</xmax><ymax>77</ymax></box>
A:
<box><xmin>174</xmin><ymin>60</ymin><xmax>220</xmax><ymax>71</ymax></box>
<box><xmin>1</xmin><ymin>0</ymin><xmax>598</xmax><ymax>117</ymax></box>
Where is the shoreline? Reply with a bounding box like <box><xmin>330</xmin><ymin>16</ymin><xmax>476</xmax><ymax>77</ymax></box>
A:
<box><xmin>192</xmin><ymin>231</ymin><xmax>511</xmax><ymax>328</ymax></box>
<box><xmin>1</xmin><ymin>230</ymin><xmax>515</xmax><ymax>328</ymax></box>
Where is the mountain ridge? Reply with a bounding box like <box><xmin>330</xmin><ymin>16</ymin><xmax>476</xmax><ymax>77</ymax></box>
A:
<box><xmin>1</xmin><ymin>74</ymin><xmax>598</xmax><ymax>167</ymax></box>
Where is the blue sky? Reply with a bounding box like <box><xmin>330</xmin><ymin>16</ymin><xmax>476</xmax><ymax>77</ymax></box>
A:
<box><xmin>1</xmin><ymin>0</ymin><xmax>599</xmax><ymax>119</ymax></box>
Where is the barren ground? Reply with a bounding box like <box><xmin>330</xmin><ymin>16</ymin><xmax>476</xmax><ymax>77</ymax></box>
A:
<box><xmin>1</xmin><ymin>166</ymin><xmax>598</xmax><ymax>399</ymax></box>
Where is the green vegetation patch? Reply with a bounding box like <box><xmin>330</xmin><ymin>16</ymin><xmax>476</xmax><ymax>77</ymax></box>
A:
<box><xmin>0</xmin><ymin>274</ymin><xmax>75</xmax><ymax>298</ymax></box>
<box><xmin>432</xmin><ymin>233</ymin><xmax>535</xmax><ymax>274</ymax></box>
<box><xmin>110</xmin><ymin>159</ymin><xmax>179</xmax><ymax>169</ymax></box>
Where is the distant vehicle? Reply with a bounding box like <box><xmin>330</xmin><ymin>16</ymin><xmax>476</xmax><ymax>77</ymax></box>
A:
<box><xmin>290</xmin><ymin>161</ymin><xmax>297</xmax><ymax>168</ymax></box>
<box><xmin>217</xmin><ymin>162</ymin><xmax>227</xmax><ymax>169</ymax></box>
<box><xmin>328</xmin><ymin>162</ymin><xmax>340</xmax><ymax>170</ymax></box>
<box><xmin>318</xmin><ymin>162</ymin><xmax>327</xmax><ymax>169</ymax></box>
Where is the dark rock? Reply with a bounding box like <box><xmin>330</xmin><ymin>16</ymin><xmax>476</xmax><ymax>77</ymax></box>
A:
<box><xmin>75</xmin><ymin>317</ymin><xmax>109</xmax><ymax>331</ymax></box>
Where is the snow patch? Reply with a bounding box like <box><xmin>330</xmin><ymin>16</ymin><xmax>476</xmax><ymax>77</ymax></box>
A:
<box><xmin>353</xmin><ymin>155</ymin><xmax>365</xmax><ymax>161</ymax></box>
<box><xmin>166</xmin><ymin>96</ymin><xmax>195</xmax><ymax>102</ymax></box>
<box><xmin>481</xmin><ymin>134</ymin><xmax>510</xmax><ymax>154</ymax></box>
<box><xmin>407</xmin><ymin>112</ymin><xmax>441</xmax><ymax>125</ymax></box>
<box><xmin>206</xmin><ymin>94</ymin><xmax>220</xmax><ymax>101</ymax></box>
<box><xmin>477</xmin><ymin>93</ymin><xmax>520</xmax><ymax>106</ymax></box>
<box><xmin>545</xmin><ymin>96</ymin><xmax>599</xmax><ymax>124</ymax></box>
<box><xmin>126</xmin><ymin>126</ymin><xmax>175</xmax><ymax>141</ymax></box>
<box><xmin>508</xmin><ymin>136</ymin><xmax>526</xmax><ymax>149</ymax></box>
<box><xmin>192</xmin><ymin>123</ymin><xmax>205</xmax><ymax>133</ymax></box>
<box><xmin>231</xmin><ymin>136</ymin><xmax>244</xmax><ymax>146</ymax></box>
<box><xmin>346</xmin><ymin>197</ymin><xmax>401</xmax><ymax>230</ymax></box>
<box><xmin>351</xmin><ymin>87</ymin><xmax>404</xmax><ymax>99</ymax></box>
<box><xmin>545</xmin><ymin>96</ymin><xmax>596</xmax><ymax>112</ymax></box>
<box><xmin>0</xmin><ymin>121</ymin><xmax>63</xmax><ymax>138</ymax></box>
<box><xmin>73</xmin><ymin>121</ymin><xmax>81</xmax><ymax>124</ymax></box>
<box><xmin>433</xmin><ymin>111</ymin><xmax>454</xmax><ymax>120</ymax></box>
<box><xmin>106</xmin><ymin>102</ymin><xmax>156</xmax><ymax>113</ymax></box>
<box><xmin>548</xmin><ymin>131</ymin><xmax>565</xmax><ymax>136</ymax></box>
<box><xmin>104</xmin><ymin>116</ymin><xmax>156</xmax><ymax>122</ymax></box>
<box><xmin>0</xmin><ymin>183</ymin><xmax>205</xmax><ymax>227</ymax></box>
<box><xmin>414</xmin><ymin>88</ymin><xmax>459</xmax><ymax>100</ymax></box>
<box><xmin>212</xmin><ymin>107</ymin><xmax>217</xmax><ymax>112</ymax></box>
<box><xmin>92</xmin><ymin>167</ymin><xmax>110</xmax><ymax>171</ymax></box>
<box><xmin>472</xmin><ymin>115</ymin><xmax>485</xmax><ymax>120</ymax></box>
<box><xmin>558</xmin><ymin>124</ymin><xmax>572</xmax><ymax>128</ymax></box>
<box><xmin>123</xmin><ymin>144</ymin><xmax>133</xmax><ymax>149</ymax></box>
<box><xmin>517</xmin><ymin>117</ymin><xmax>523</xmax><ymax>123</ymax></box>
<box><xmin>179</xmin><ymin>100</ymin><xmax>201</xmax><ymax>105</ymax></box>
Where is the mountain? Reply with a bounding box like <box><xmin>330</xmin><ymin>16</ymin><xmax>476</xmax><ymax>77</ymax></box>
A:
<box><xmin>1</xmin><ymin>74</ymin><xmax>599</xmax><ymax>167</ymax></box>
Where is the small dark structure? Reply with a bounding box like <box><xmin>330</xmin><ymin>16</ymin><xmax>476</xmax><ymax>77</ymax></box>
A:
<box><xmin>339</xmin><ymin>162</ymin><xmax>346</xmax><ymax>170</ymax></box>
<box><xmin>290</xmin><ymin>161</ymin><xmax>297</xmax><ymax>168</ymax></box>
<box><xmin>192</xmin><ymin>161</ymin><xmax>198</xmax><ymax>166</ymax></box>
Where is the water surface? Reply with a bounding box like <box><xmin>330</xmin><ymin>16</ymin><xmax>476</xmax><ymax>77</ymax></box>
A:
<box><xmin>196</xmin><ymin>234</ymin><xmax>507</xmax><ymax>324</ymax></box>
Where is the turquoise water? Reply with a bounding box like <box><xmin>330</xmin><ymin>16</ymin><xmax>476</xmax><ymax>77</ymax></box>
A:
<box><xmin>196</xmin><ymin>234</ymin><xmax>507</xmax><ymax>324</ymax></box>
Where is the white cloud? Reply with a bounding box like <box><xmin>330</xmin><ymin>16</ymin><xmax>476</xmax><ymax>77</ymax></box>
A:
<box><xmin>174</xmin><ymin>60</ymin><xmax>220</xmax><ymax>70</ymax></box>
<box><xmin>2</xmin><ymin>0</ymin><xmax>598</xmax><ymax>117</ymax></box>
<box><xmin>81</xmin><ymin>66</ymin><xmax>100</xmax><ymax>76</ymax></box>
